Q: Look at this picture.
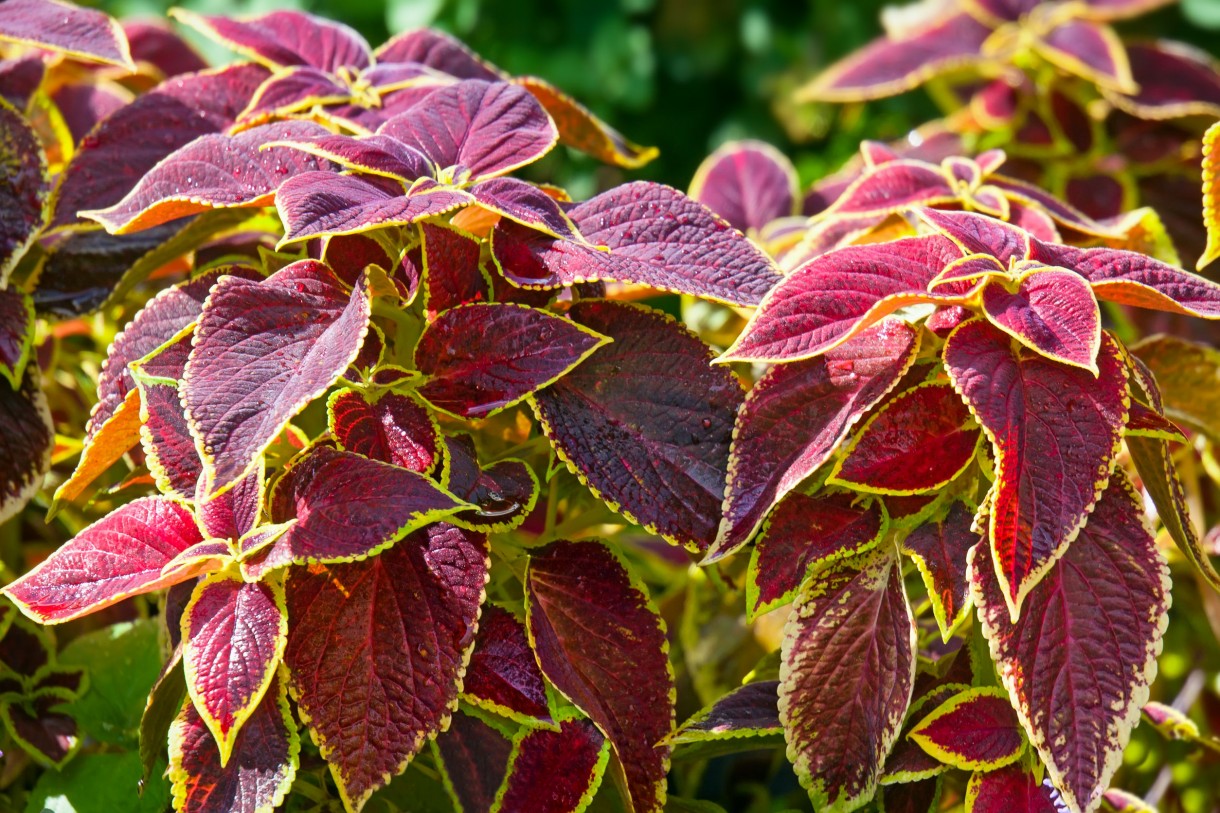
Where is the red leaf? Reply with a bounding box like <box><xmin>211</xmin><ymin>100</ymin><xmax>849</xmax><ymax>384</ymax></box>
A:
<box><xmin>1035</xmin><ymin>20</ymin><xmax>1133</xmax><ymax>93</ymax></box>
<box><xmin>421</xmin><ymin>222</ymin><xmax>489</xmax><ymax>318</ymax></box>
<box><xmin>491</xmin><ymin>181</ymin><xmax>782</xmax><ymax>306</ymax></box>
<box><xmin>462</xmin><ymin>605</ymin><xmax>551</xmax><ymax>724</ymax></box>
<box><xmin>81</xmin><ymin>121</ymin><xmax>330</xmax><ymax>234</ymax></box>
<box><xmin>183</xmin><ymin>574</ymin><xmax>287</xmax><ymax>765</ymax></box>
<box><xmin>909</xmin><ymin>687</ymin><xmax>1024</xmax><ymax>770</ymax></box>
<box><xmin>532</xmin><ymin>301</ymin><xmax>743</xmax><ymax>551</ymax></box>
<box><xmin>689</xmin><ymin>140</ymin><xmax>798</xmax><ymax>233</ymax></box>
<box><xmin>965</xmin><ymin>764</ymin><xmax>1063</xmax><ymax>813</ymax></box>
<box><xmin>721</xmin><ymin>235</ymin><xmax>963</xmax><ymax>362</ymax></box>
<box><xmin>441</xmin><ymin>435</ymin><xmax>539</xmax><ymax>532</ymax></box>
<box><xmin>434</xmin><ymin>710</ymin><xmax>514</xmax><ymax>813</ymax></box>
<box><xmin>917</xmin><ymin>209</ymin><xmax>1030</xmax><ymax>265</ymax></box>
<box><xmin>1105</xmin><ymin>41</ymin><xmax>1220</xmax><ymax>120</ymax></box>
<box><xmin>980</xmin><ymin>268</ymin><xmax>1102</xmax><ymax>372</ymax></box>
<box><xmin>0</xmin><ymin>0</ymin><xmax>133</xmax><ymax>69</ymax></box>
<box><xmin>4</xmin><ymin>497</ymin><xmax>203</xmax><ymax>623</ymax></box>
<box><xmin>748</xmin><ymin>492</ymin><xmax>886</xmax><ymax>616</ymax></box>
<box><xmin>526</xmin><ymin>540</ymin><xmax>674</xmax><ymax>813</ymax></box>
<box><xmin>970</xmin><ymin>477</ymin><xmax>1169</xmax><ymax>813</ymax></box>
<box><xmin>497</xmin><ymin>718</ymin><xmax>610</xmax><ymax>813</ymax></box>
<box><xmin>712</xmin><ymin>319</ymin><xmax>919</xmax><ymax>560</ymax></box>
<box><xmin>944</xmin><ymin>320</ymin><xmax>1127</xmax><ymax>618</ymax></box>
<box><xmin>779</xmin><ymin>546</ymin><xmax>915</xmax><ymax>811</ymax></box>
<box><xmin>328</xmin><ymin>388</ymin><xmax>440</xmax><ymax>474</ymax></box>
<box><xmin>416</xmin><ymin>303</ymin><xmax>608</xmax><ymax>418</ymax></box>
<box><xmin>284</xmin><ymin>524</ymin><xmax>488</xmax><ymax>810</ymax></box>
<box><xmin>831</xmin><ymin>383</ymin><xmax>980</xmax><ymax>494</ymax></box>
<box><xmin>183</xmin><ymin>260</ymin><xmax>371</xmax><ymax>496</ymax></box>
<box><xmin>900</xmin><ymin>503</ymin><xmax>981</xmax><ymax>640</ymax></box>
<box><xmin>169</xmin><ymin>676</ymin><xmax>299</xmax><ymax>813</ymax></box>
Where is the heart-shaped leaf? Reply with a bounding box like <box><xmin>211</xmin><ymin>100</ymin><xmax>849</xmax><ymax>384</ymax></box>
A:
<box><xmin>980</xmin><ymin>268</ymin><xmax>1102</xmax><ymax>372</ymax></box>
<box><xmin>689</xmin><ymin>140</ymin><xmax>798</xmax><ymax>233</ymax></box>
<box><xmin>328</xmin><ymin>388</ymin><xmax>440</xmax><ymax>474</ymax></box>
<box><xmin>284</xmin><ymin>524</ymin><xmax>487</xmax><ymax>811</ymax></box>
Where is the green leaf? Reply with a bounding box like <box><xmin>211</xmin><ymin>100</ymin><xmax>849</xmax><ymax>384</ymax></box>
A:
<box><xmin>25</xmin><ymin>751</ymin><xmax>170</xmax><ymax>813</ymax></box>
<box><xmin>56</xmin><ymin>620</ymin><xmax>162</xmax><ymax>749</ymax></box>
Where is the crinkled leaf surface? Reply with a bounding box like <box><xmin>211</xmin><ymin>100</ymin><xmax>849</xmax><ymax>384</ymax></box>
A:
<box><xmin>689</xmin><ymin>140</ymin><xmax>797</xmax><ymax>233</ymax></box>
<box><xmin>980</xmin><ymin>269</ymin><xmax>1102</xmax><ymax>372</ymax></box>
<box><xmin>183</xmin><ymin>260</ymin><xmax>371</xmax><ymax>496</ymax></box>
<box><xmin>417</xmin><ymin>303</ymin><xmax>608</xmax><ymax>418</ymax></box>
<box><xmin>492</xmin><ymin>181</ymin><xmax>781</xmax><ymax>306</ymax></box>
<box><xmin>532</xmin><ymin>301</ymin><xmax>742</xmax><ymax>551</ymax></box>
<box><xmin>497</xmin><ymin>717</ymin><xmax>610</xmax><ymax>813</ymax></box>
<box><xmin>462</xmin><ymin>605</ymin><xmax>550</xmax><ymax>724</ymax></box>
<box><xmin>909</xmin><ymin>687</ymin><xmax>1024</xmax><ymax>770</ymax></box>
<box><xmin>0</xmin><ymin>99</ymin><xmax>47</xmax><ymax>284</ymax></box>
<box><xmin>713</xmin><ymin>319</ymin><xmax>919</xmax><ymax>560</ymax></box>
<box><xmin>965</xmin><ymin>764</ymin><xmax>1062</xmax><ymax>813</ymax></box>
<box><xmin>4</xmin><ymin>497</ymin><xmax>202</xmax><ymax>623</ymax></box>
<box><xmin>945</xmin><ymin>320</ymin><xmax>1127</xmax><ymax>618</ymax></box>
<box><xmin>182</xmin><ymin>574</ymin><xmax>286</xmax><ymax>765</ymax></box>
<box><xmin>329</xmin><ymin>388</ymin><xmax>439</xmax><ymax>473</ymax></box>
<box><xmin>779</xmin><ymin>546</ymin><xmax>915</xmax><ymax>812</ymax></box>
<box><xmin>526</xmin><ymin>540</ymin><xmax>674</xmax><ymax>813</ymax></box>
<box><xmin>284</xmin><ymin>524</ymin><xmax>487</xmax><ymax>811</ymax></box>
<box><xmin>971</xmin><ymin>477</ymin><xmax>1169</xmax><ymax>813</ymax></box>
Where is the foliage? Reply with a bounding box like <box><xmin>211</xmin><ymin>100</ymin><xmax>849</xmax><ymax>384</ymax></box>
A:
<box><xmin>0</xmin><ymin>1</ymin><xmax>1219</xmax><ymax>813</ymax></box>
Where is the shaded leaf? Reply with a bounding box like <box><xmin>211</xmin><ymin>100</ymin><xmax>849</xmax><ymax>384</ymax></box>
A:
<box><xmin>0</xmin><ymin>98</ymin><xmax>47</xmax><ymax>285</ymax></box>
<box><xmin>900</xmin><ymin>503</ymin><xmax>980</xmax><ymax>641</ymax></box>
<box><xmin>670</xmin><ymin>681</ymin><xmax>781</xmax><ymax>743</ymax></box>
<box><xmin>965</xmin><ymin>764</ymin><xmax>1063</xmax><ymax>813</ymax></box>
<box><xmin>462</xmin><ymin>605</ymin><xmax>551</xmax><ymax>724</ymax></box>
<box><xmin>496</xmin><ymin>718</ymin><xmax>610</xmax><ymax>813</ymax></box>
<box><xmin>434</xmin><ymin>709</ymin><xmax>514</xmax><ymax>813</ymax></box>
<box><xmin>909</xmin><ymin>687</ymin><xmax>1024</xmax><ymax>770</ymax></box>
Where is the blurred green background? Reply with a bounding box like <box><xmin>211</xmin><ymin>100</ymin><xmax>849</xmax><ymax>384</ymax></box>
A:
<box><xmin>96</xmin><ymin>0</ymin><xmax>1220</xmax><ymax>198</ymax></box>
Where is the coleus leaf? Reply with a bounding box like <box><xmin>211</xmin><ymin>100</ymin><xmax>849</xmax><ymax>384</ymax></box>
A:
<box><xmin>979</xmin><ymin>268</ymin><xmax>1102</xmax><ymax>373</ymax></box>
<box><xmin>0</xmin><ymin>0</ymin><xmax>133</xmax><ymax>69</ymax></box>
<box><xmin>669</xmin><ymin>681</ymin><xmax>781</xmax><ymax>743</ymax></box>
<box><xmin>779</xmin><ymin>544</ymin><xmax>915</xmax><ymax>812</ymax></box>
<box><xmin>3</xmin><ymin>497</ymin><xmax>203</xmax><ymax>623</ymax></box>
<box><xmin>169</xmin><ymin>675</ymin><xmax>299</xmax><ymax>813</ymax></box>
<box><xmin>81</xmin><ymin>121</ymin><xmax>331</xmax><ymax>235</ymax></box>
<box><xmin>182</xmin><ymin>574</ymin><xmax>287</xmax><ymax>766</ymax></box>
<box><xmin>123</xmin><ymin>19</ymin><xmax>209</xmax><ymax>78</ymax></box>
<box><xmin>970</xmin><ymin>476</ymin><xmax>1169</xmax><ymax>813</ymax></box>
<box><xmin>0</xmin><ymin>98</ymin><xmax>48</xmax><ymax>285</ymax></box>
<box><xmin>421</xmin><ymin>222</ymin><xmax>488</xmax><ymax>318</ymax></box>
<box><xmin>52</xmin><ymin>63</ymin><xmax>270</xmax><ymax>230</ymax></box>
<box><xmin>196</xmin><ymin>463</ymin><xmax>263</xmax><ymax>542</ymax></box>
<box><xmin>965</xmin><ymin>764</ymin><xmax>1062</xmax><ymax>813</ymax></box>
<box><xmin>266</xmin><ymin>133</ymin><xmax>435</xmax><ymax>184</ymax></box>
<box><xmin>469</xmin><ymin>177</ymin><xmax>579</xmax><ymax>239</ymax></box>
<box><xmin>275</xmin><ymin>173</ymin><xmax>473</xmax><ymax>245</ymax></box>
<box><xmin>415</xmin><ymin>303</ymin><xmax>609</xmax><ymax>418</ymax></box>
<box><xmin>245</xmin><ymin>446</ymin><xmax>469</xmax><ymax>577</ymax></box>
<box><xmin>879</xmin><ymin>778</ymin><xmax>943</xmax><ymax>813</ymax></box>
<box><xmin>236</xmin><ymin>65</ymin><xmax>357</xmax><ymax>123</ymax></box>
<box><xmin>918</xmin><ymin>209</ymin><xmax>1029</xmax><ymax>265</ymax></box>
<box><xmin>183</xmin><ymin>260</ymin><xmax>372</xmax><ymax>497</ymax></box>
<box><xmin>513</xmin><ymin>76</ymin><xmax>658</xmax><ymax>169</ymax></box>
<box><xmin>136</xmin><ymin>339</ymin><xmax>204</xmax><ymax>501</ymax></box>
<box><xmin>720</xmin><ymin>235</ymin><xmax>964</xmax><ymax>362</ymax></box>
<box><xmin>688</xmin><ymin>140</ymin><xmax>798</xmax><ymax>233</ymax></box>
<box><xmin>909</xmin><ymin>687</ymin><xmax>1024</xmax><ymax>771</ymax></box>
<box><xmin>434</xmin><ymin>709</ymin><xmax>514</xmax><ymax>813</ymax></box>
<box><xmin>881</xmin><ymin>683</ymin><xmax>966</xmax><ymax>785</ymax></box>
<box><xmin>1</xmin><ymin>692</ymin><xmax>80</xmax><ymax>767</ymax></box>
<box><xmin>830</xmin><ymin>383</ymin><xmax>980</xmax><ymax>495</ymax></box>
<box><xmin>375</xmin><ymin>28</ymin><xmax>500</xmax><ymax>79</ymax></box>
<box><xmin>1106</xmin><ymin>42</ymin><xmax>1220</xmax><ymax>122</ymax></box>
<box><xmin>944</xmin><ymin>320</ymin><xmax>1128</xmax><ymax>619</ymax></box>
<box><xmin>900</xmin><ymin>503</ymin><xmax>980</xmax><ymax>641</ymax></box>
<box><xmin>284</xmin><ymin>524</ymin><xmax>488</xmax><ymax>811</ymax></box>
<box><xmin>1033</xmin><ymin>19</ymin><xmax>1134</xmax><ymax>93</ymax></box>
<box><xmin>441</xmin><ymin>435</ymin><xmax>539</xmax><ymax>532</ymax></box>
<box><xmin>328</xmin><ymin>388</ymin><xmax>440</xmax><ymax>474</ymax></box>
<box><xmin>796</xmin><ymin>12</ymin><xmax>991</xmax><ymax>101</ymax></box>
<box><xmin>1132</xmin><ymin>335</ymin><xmax>1220</xmax><ymax>440</ymax></box>
<box><xmin>532</xmin><ymin>301</ymin><xmax>743</xmax><ymax>552</ymax></box>
<box><xmin>462</xmin><ymin>605</ymin><xmax>551</xmax><ymax>725</ymax></box>
<box><xmin>491</xmin><ymin>181</ymin><xmax>782</xmax><ymax>306</ymax></box>
<box><xmin>169</xmin><ymin>8</ymin><xmax>370</xmax><ymax>73</ymax></box>
<box><xmin>526</xmin><ymin>540</ymin><xmax>674</xmax><ymax>813</ymax></box>
<box><xmin>377</xmin><ymin>80</ymin><xmax>557</xmax><ymax>181</ymax></box>
<box><xmin>748</xmin><ymin>492</ymin><xmax>886</xmax><ymax>617</ymax></box>
<box><xmin>496</xmin><ymin>717</ymin><xmax>611</xmax><ymax>813</ymax></box>
<box><xmin>0</xmin><ymin>289</ymin><xmax>33</xmax><ymax>388</ymax></box>
<box><xmin>0</xmin><ymin>56</ymin><xmax>43</xmax><ymax>109</ymax></box>
<box><xmin>712</xmin><ymin>319</ymin><xmax>919</xmax><ymax>561</ymax></box>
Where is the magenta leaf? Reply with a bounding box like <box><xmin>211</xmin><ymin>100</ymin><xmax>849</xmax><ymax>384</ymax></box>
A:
<box><xmin>1035</xmin><ymin>19</ymin><xmax>1133</xmax><ymax>93</ymax></box>
<box><xmin>980</xmin><ymin>268</ymin><xmax>1102</xmax><ymax>372</ymax></box>
<box><xmin>532</xmin><ymin>301</ymin><xmax>743</xmax><ymax>551</ymax></box>
<box><xmin>284</xmin><ymin>524</ymin><xmax>487</xmax><ymax>810</ymax></box>
<box><xmin>328</xmin><ymin>388</ymin><xmax>440</xmax><ymax>474</ymax></box>
<box><xmin>971</xmin><ymin>476</ymin><xmax>1169</xmax><ymax>813</ymax></box>
<box><xmin>263</xmin><ymin>133</ymin><xmax>435</xmax><ymax>183</ymax></box>
<box><xmin>965</xmin><ymin>764</ymin><xmax>1063</xmax><ymax>813</ymax></box>
<box><xmin>713</xmin><ymin>319</ymin><xmax>919</xmax><ymax>560</ymax></box>
<box><xmin>416</xmin><ymin>303</ymin><xmax>609</xmax><ymax>418</ymax></box>
<box><xmin>748</xmin><ymin>492</ymin><xmax>886</xmax><ymax>617</ymax></box>
<box><xmin>0</xmin><ymin>0</ymin><xmax>133</xmax><ymax>69</ymax></box>
<box><xmin>917</xmin><ymin>209</ymin><xmax>1030</xmax><ymax>265</ymax></box>
<box><xmin>462</xmin><ymin>605</ymin><xmax>551</xmax><ymax>724</ymax></box>
<box><xmin>182</xmin><ymin>574</ymin><xmax>287</xmax><ymax>765</ymax></box>
<box><xmin>182</xmin><ymin>260</ymin><xmax>372</xmax><ymax>496</ymax></box>
<box><xmin>689</xmin><ymin>140</ymin><xmax>798</xmax><ymax>233</ymax></box>
<box><xmin>818</xmin><ymin>160</ymin><xmax>955</xmax><ymax>219</ymax></box>
<box><xmin>526</xmin><ymin>540</ymin><xmax>674</xmax><ymax>813</ymax></box>
<box><xmin>245</xmin><ymin>446</ymin><xmax>468</xmax><ymax>576</ymax></box>
<box><xmin>169</xmin><ymin>676</ymin><xmax>298</xmax><ymax>813</ymax></box>
<box><xmin>721</xmin><ymin>235</ymin><xmax>962</xmax><ymax>362</ymax></box>
<box><xmin>492</xmin><ymin>181</ymin><xmax>782</xmax><ymax>306</ymax></box>
<box><xmin>81</xmin><ymin>120</ymin><xmax>330</xmax><ymax>235</ymax></box>
<box><xmin>169</xmin><ymin>8</ymin><xmax>370</xmax><ymax>73</ymax></box>
<box><xmin>1106</xmin><ymin>42</ymin><xmax>1220</xmax><ymax>120</ymax></box>
<box><xmin>377</xmin><ymin>80</ymin><xmax>557</xmax><ymax>181</ymax></box>
<box><xmin>196</xmin><ymin>466</ymin><xmax>263</xmax><ymax>542</ymax></box>
<box><xmin>830</xmin><ymin>382</ymin><xmax>981</xmax><ymax>495</ymax></box>
<box><xmin>900</xmin><ymin>503</ymin><xmax>981</xmax><ymax>641</ymax></box>
<box><xmin>3</xmin><ymin>497</ymin><xmax>203</xmax><ymax>623</ymax></box>
<box><xmin>497</xmin><ymin>718</ymin><xmax>610</xmax><ymax>813</ymax></box>
<box><xmin>944</xmin><ymin>320</ymin><xmax>1127</xmax><ymax>617</ymax></box>
<box><xmin>468</xmin><ymin>177</ymin><xmax>579</xmax><ymax>239</ymax></box>
<box><xmin>0</xmin><ymin>99</ymin><xmax>47</xmax><ymax>284</ymax></box>
<box><xmin>374</xmin><ymin>29</ymin><xmax>501</xmax><ymax>81</ymax></box>
<box><xmin>122</xmin><ymin>20</ymin><xmax>208</xmax><ymax>77</ymax></box>
<box><xmin>779</xmin><ymin>545</ymin><xmax>915</xmax><ymax>811</ymax></box>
